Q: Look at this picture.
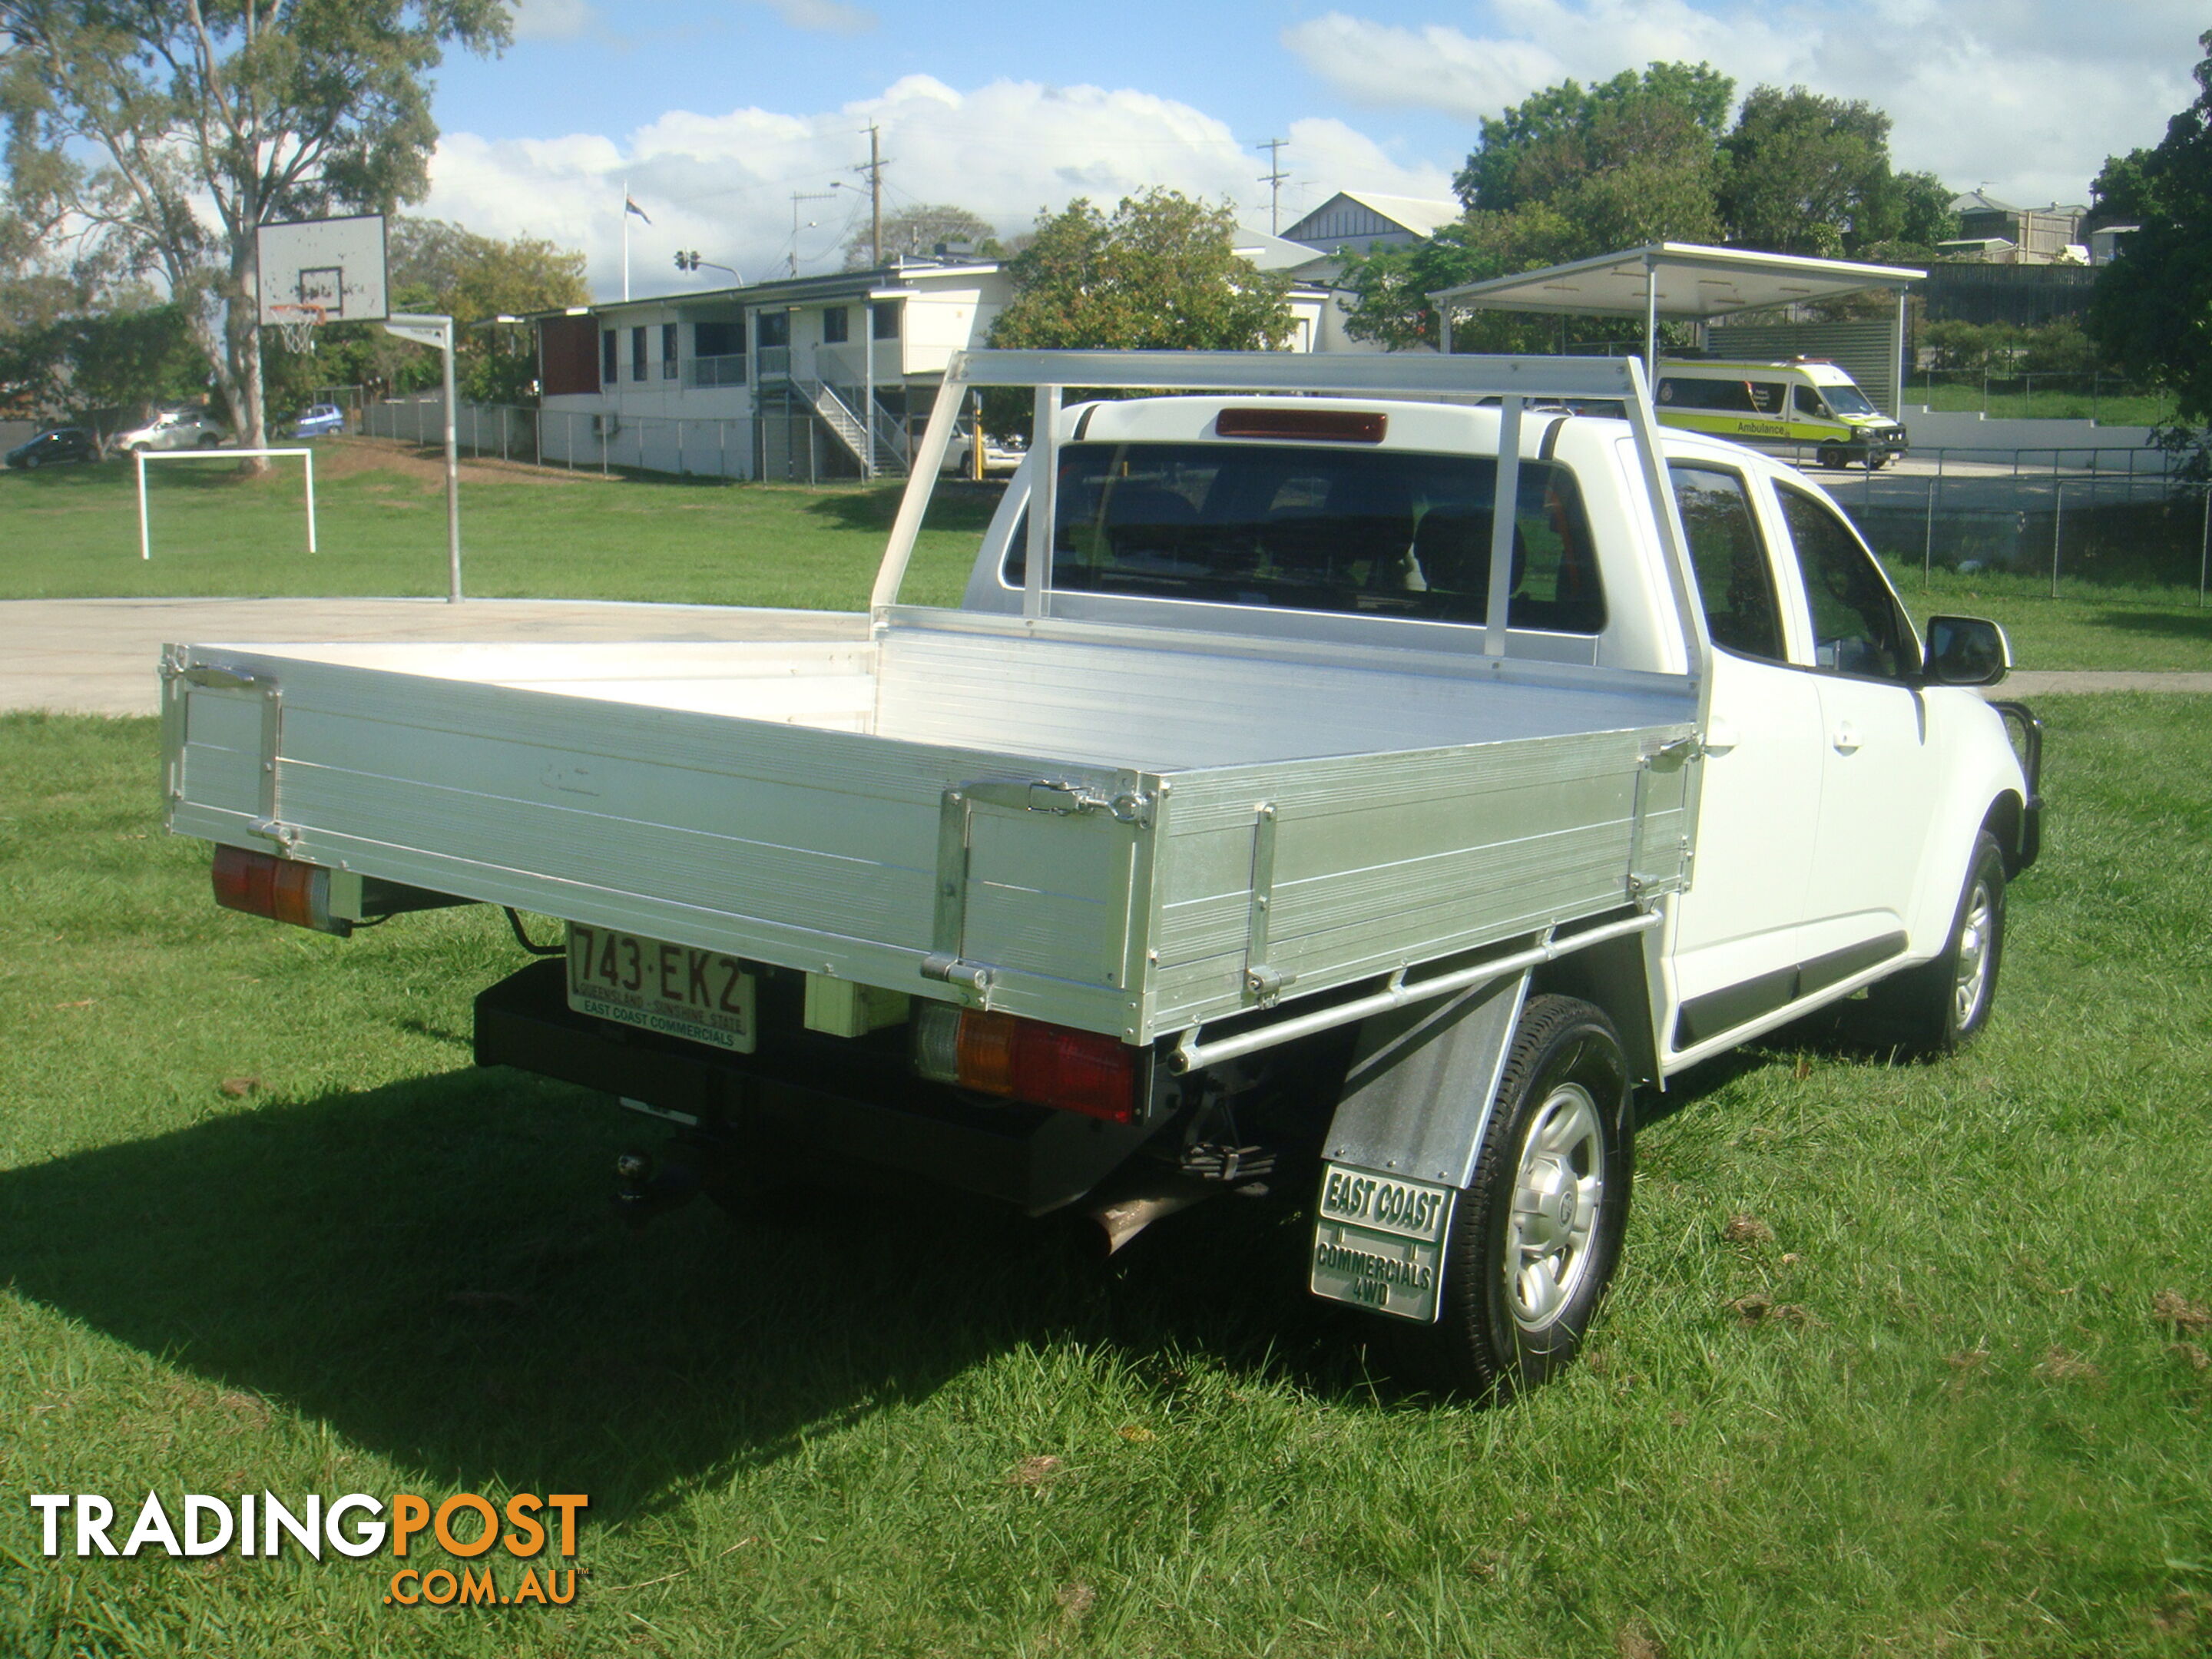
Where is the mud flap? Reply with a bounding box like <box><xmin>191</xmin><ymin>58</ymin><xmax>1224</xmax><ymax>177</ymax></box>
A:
<box><xmin>1306</xmin><ymin>970</ymin><xmax>1529</xmax><ymax>1322</ymax></box>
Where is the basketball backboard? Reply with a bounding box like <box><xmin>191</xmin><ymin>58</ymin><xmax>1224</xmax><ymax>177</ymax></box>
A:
<box><xmin>256</xmin><ymin>214</ymin><xmax>388</xmax><ymax>326</ymax></box>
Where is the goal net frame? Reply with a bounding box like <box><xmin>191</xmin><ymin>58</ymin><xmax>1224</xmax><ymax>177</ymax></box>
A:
<box><xmin>135</xmin><ymin>446</ymin><xmax>319</xmax><ymax>561</ymax></box>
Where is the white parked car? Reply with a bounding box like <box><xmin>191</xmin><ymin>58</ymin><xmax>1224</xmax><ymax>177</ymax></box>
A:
<box><xmin>158</xmin><ymin>351</ymin><xmax>2040</xmax><ymax>1399</ymax></box>
<box><xmin>112</xmin><ymin>409</ymin><xmax>228</xmax><ymax>454</ymax></box>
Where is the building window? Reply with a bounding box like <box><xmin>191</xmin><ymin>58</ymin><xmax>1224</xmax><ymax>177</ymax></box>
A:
<box><xmin>821</xmin><ymin>306</ymin><xmax>849</xmax><ymax>344</ymax></box>
<box><xmin>661</xmin><ymin>323</ymin><xmax>677</xmax><ymax>379</ymax></box>
<box><xmin>757</xmin><ymin>311</ymin><xmax>790</xmax><ymax>349</ymax></box>
<box><xmin>872</xmin><ymin>300</ymin><xmax>900</xmax><ymax>341</ymax></box>
<box><xmin>601</xmin><ymin>329</ymin><xmax>617</xmax><ymax>383</ymax></box>
<box><xmin>694</xmin><ymin>320</ymin><xmax>741</xmax><ymax>357</ymax></box>
<box><xmin>631</xmin><ymin>326</ymin><xmax>647</xmax><ymax>382</ymax></box>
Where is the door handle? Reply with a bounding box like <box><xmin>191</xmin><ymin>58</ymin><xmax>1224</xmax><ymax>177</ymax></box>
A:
<box><xmin>1831</xmin><ymin>720</ymin><xmax>1862</xmax><ymax>753</ymax></box>
<box><xmin>1704</xmin><ymin>718</ymin><xmax>1741</xmax><ymax>754</ymax></box>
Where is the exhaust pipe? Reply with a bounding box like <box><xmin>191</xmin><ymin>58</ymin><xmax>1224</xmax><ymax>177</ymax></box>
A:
<box><xmin>1086</xmin><ymin>1169</ymin><xmax>1221</xmax><ymax>1256</ymax></box>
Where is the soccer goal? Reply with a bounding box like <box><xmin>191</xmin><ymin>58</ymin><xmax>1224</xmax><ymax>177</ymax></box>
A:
<box><xmin>135</xmin><ymin>447</ymin><xmax>319</xmax><ymax>561</ymax></box>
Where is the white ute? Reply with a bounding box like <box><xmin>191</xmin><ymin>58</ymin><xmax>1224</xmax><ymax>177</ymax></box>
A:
<box><xmin>160</xmin><ymin>350</ymin><xmax>2041</xmax><ymax>1397</ymax></box>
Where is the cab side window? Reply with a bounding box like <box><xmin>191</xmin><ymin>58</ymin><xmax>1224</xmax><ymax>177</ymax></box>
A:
<box><xmin>1774</xmin><ymin>485</ymin><xmax>1914</xmax><ymax>680</ymax></box>
<box><xmin>1793</xmin><ymin>384</ymin><xmax>1827</xmax><ymax>419</ymax></box>
<box><xmin>1669</xmin><ymin>465</ymin><xmax>1785</xmax><ymax>662</ymax></box>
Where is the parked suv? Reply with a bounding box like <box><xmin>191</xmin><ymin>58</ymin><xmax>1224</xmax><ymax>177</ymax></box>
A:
<box><xmin>5</xmin><ymin>427</ymin><xmax>99</xmax><ymax>469</ymax></box>
<box><xmin>113</xmin><ymin>409</ymin><xmax>228</xmax><ymax>454</ymax></box>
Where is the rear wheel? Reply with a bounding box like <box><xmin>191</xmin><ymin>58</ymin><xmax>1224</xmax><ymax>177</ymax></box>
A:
<box><xmin>22</xmin><ymin>455</ymin><xmax>38</xmax><ymax>470</ymax></box>
<box><xmin>1863</xmin><ymin>830</ymin><xmax>2005</xmax><ymax>1057</ymax></box>
<box><xmin>197</xmin><ymin>432</ymin><xmax>220</xmax><ymax>449</ymax></box>
<box><xmin>1396</xmin><ymin>994</ymin><xmax>1634</xmax><ymax>1398</ymax></box>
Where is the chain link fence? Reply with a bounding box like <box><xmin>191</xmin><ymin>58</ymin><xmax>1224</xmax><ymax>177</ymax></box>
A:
<box><xmin>359</xmin><ymin>399</ymin><xmax>2207</xmax><ymax>603</ymax></box>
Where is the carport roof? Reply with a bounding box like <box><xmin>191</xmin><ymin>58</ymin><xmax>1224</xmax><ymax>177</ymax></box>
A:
<box><xmin>1427</xmin><ymin>241</ymin><xmax>1924</xmax><ymax>320</ymax></box>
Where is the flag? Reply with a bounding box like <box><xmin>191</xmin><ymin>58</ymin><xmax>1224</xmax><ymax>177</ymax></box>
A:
<box><xmin>624</xmin><ymin>194</ymin><xmax>651</xmax><ymax>224</ymax></box>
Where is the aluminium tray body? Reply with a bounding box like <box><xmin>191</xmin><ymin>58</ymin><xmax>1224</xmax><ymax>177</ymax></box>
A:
<box><xmin>162</xmin><ymin>614</ymin><xmax>1696</xmax><ymax>1044</ymax></box>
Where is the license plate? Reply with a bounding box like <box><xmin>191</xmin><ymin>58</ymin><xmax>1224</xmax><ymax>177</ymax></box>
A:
<box><xmin>1309</xmin><ymin>1163</ymin><xmax>1455</xmax><ymax>1324</ymax></box>
<box><xmin>566</xmin><ymin>924</ymin><xmax>756</xmax><ymax>1054</ymax></box>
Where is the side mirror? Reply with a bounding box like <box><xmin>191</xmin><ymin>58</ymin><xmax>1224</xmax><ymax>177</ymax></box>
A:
<box><xmin>1923</xmin><ymin>614</ymin><xmax>2011</xmax><ymax>687</ymax></box>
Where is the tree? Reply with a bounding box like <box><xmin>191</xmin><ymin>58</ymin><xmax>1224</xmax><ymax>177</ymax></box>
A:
<box><xmin>2088</xmin><ymin>29</ymin><xmax>2212</xmax><ymax>456</ymax></box>
<box><xmin>1455</xmin><ymin>62</ymin><xmax>1732</xmax><ymax>214</ymax></box>
<box><xmin>842</xmin><ymin>203</ymin><xmax>998</xmax><ymax>270</ymax></box>
<box><xmin>1719</xmin><ymin>86</ymin><xmax>1902</xmax><ymax>257</ymax></box>
<box><xmin>989</xmin><ymin>190</ymin><xmax>1292</xmax><ymax>353</ymax></box>
<box><xmin>0</xmin><ymin>0</ymin><xmax>510</xmax><ymax>463</ymax></box>
<box><xmin>1343</xmin><ymin>61</ymin><xmax>1730</xmax><ymax>349</ymax></box>
<box><xmin>2085</xmin><ymin>147</ymin><xmax>2158</xmax><ymax>232</ymax></box>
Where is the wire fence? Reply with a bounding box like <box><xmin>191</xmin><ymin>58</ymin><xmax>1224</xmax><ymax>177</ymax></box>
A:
<box><xmin>360</xmin><ymin>396</ymin><xmax>903</xmax><ymax>483</ymax></box>
<box><xmin>1903</xmin><ymin>369</ymin><xmax>2170</xmax><ymax>422</ymax></box>
<box><xmin>359</xmin><ymin>399</ymin><xmax>2209</xmax><ymax>602</ymax></box>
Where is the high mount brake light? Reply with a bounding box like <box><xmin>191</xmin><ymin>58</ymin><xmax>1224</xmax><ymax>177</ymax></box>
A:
<box><xmin>1216</xmin><ymin>407</ymin><xmax>1387</xmax><ymax>444</ymax></box>
<box><xmin>912</xmin><ymin>1005</ymin><xmax>1141</xmax><ymax>1123</ymax></box>
<box><xmin>211</xmin><ymin>844</ymin><xmax>349</xmax><ymax>935</ymax></box>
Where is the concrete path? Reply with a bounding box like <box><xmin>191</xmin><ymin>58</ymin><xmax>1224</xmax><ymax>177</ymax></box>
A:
<box><xmin>2001</xmin><ymin>670</ymin><xmax>2212</xmax><ymax>696</ymax></box>
<box><xmin>0</xmin><ymin>598</ymin><xmax>869</xmax><ymax>717</ymax></box>
<box><xmin>0</xmin><ymin>597</ymin><xmax>2204</xmax><ymax>717</ymax></box>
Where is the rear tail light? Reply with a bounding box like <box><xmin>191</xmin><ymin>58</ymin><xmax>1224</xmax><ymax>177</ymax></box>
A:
<box><xmin>912</xmin><ymin>1004</ymin><xmax>1141</xmax><ymax>1123</ymax></box>
<box><xmin>211</xmin><ymin>845</ymin><xmax>349</xmax><ymax>935</ymax></box>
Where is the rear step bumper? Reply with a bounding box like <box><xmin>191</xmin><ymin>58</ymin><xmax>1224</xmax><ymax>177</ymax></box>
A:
<box><xmin>473</xmin><ymin>961</ymin><xmax>1156</xmax><ymax>1213</ymax></box>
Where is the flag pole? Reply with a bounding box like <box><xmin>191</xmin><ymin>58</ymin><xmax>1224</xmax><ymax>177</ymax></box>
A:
<box><xmin>622</xmin><ymin>176</ymin><xmax>631</xmax><ymax>302</ymax></box>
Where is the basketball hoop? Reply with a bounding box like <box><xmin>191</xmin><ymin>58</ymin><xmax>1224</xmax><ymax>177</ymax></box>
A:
<box><xmin>270</xmin><ymin>302</ymin><xmax>326</xmax><ymax>354</ymax></box>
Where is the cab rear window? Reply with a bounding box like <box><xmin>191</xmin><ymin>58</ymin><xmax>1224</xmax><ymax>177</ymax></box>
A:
<box><xmin>1003</xmin><ymin>441</ymin><xmax>1606</xmax><ymax>635</ymax></box>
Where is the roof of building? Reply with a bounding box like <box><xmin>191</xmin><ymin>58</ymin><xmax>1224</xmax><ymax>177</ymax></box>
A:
<box><xmin>1429</xmin><ymin>241</ymin><xmax>1924</xmax><ymax>320</ymax></box>
<box><xmin>531</xmin><ymin>258</ymin><xmax>1002</xmax><ymax>321</ymax></box>
<box><xmin>1284</xmin><ymin>190</ymin><xmax>1462</xmax><ymax>242</ymax></box>
<box><xmin>1231</xmin><ymin>227</ymin><xmax>1339</xmax><ymax>273</ymax></box>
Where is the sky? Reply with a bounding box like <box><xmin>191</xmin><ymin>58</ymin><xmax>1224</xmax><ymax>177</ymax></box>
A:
<box><xmin>413</xmin><ymin>0</ymin><xmax>2207</xmax><ymax>300</ymax></box>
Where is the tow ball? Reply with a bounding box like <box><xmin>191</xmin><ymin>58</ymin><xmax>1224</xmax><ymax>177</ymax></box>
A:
<box><xmin>613</xmin><ymin>1149</ymin><xmax>701</xmax><ymax>1229</ymax></box>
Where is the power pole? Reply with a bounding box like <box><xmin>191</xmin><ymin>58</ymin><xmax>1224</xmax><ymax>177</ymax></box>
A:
<box><xmin>853</xmin><ymin>124</ymin><xmax>887</xmax><ymax>266</ymax></box>
<box><xmin>788</xmin><ymin>189</ymin><xmax>834</xmax><ymax>277</ymax></box>
<box><xmin>1257</xmin><ymin>137</ymin><xmax>1289</xmax><ymax>235</ymax></box>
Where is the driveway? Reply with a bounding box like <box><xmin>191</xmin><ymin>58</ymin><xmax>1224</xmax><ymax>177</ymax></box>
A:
<box><xmin>0</xmin><ymin>598</ymin><xmax>870</xmax><ymax>717</ymax></box>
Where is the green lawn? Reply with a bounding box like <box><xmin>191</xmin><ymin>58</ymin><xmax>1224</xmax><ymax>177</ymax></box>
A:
<box><xmin>1907</xmin><ymin>380</ymin><xmax>2177</xmax><ymax>428</ymax></box>
<box><xmin>1889</xmin><ymin>560</ymin><xmax>2212</xmax><ymax>673</ymax></box>
<box><xmin>0</xmin><ymin>443</ymin><xmax>987</xmax><ymax>609</ymax></box>
<box><xmin>5</xmin><ymin>442</ymin><xmax>2212</xmax><ymax>672</ymax></box>
<box><xmin>1</xmin><ymin>701</ymin><xmax>2207</xmax><ymax>1656</ymax></box>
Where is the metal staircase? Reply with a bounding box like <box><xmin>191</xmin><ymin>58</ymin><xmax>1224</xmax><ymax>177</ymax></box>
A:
<box><xmin>798</xmin><ymin>378</ymin><xmax>908</xmax><ymax>478</ymax></box>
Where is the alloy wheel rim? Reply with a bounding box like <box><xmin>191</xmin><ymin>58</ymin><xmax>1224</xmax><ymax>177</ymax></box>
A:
<box><xmin>1505</xmin><ymin>1081</ymin><xmax>1605</xmax><ymax>1333</ymax></box>
<box><xmin>1953</xmin><ymin>878</ymin><xmax>1995</xmax><ymax>1030</ymax></box>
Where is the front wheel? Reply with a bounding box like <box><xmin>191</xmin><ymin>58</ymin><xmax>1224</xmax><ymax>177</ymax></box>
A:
<box><xmin>1397</xmin><ymin>994</ymin><xmax>1634</xmax><ymax>1398</ymax></box>
<box><xmin>1863</xmin><ymin>829</ymin><xmax>2006</xmax><ymax>1057</ymax></box>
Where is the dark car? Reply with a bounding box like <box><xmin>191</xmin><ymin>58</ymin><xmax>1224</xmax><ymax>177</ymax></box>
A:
<box><xmin>5</xmin><ymin>427</ymin><xmax>98</xmax><ymax>469</ymax></box>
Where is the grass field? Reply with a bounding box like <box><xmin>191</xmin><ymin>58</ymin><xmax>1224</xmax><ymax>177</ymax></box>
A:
<box><xmin>0</xmin><ymin>443</ymin><xmax>988</xmax><ymax>610</ymax></box>
<box><xmin>1</xmin><ymin>700</ymin><xmax>2207</xmax><ymax>1656</ymax></box>
<box><xmin>1907</xmin><ymin>380</ymin><xmax>2176</xmax><ymax>429</ymax></box>
<box><xmin>5</xmin><ymin>442</ymin><xmax>2212</xmax><ymax>674</ymax></box>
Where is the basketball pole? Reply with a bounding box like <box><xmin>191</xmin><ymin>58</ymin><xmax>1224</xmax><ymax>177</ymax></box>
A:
<box><xmin>384</xmin><ymin>313</ymin><xmax>462</xmax><ymax>602</ymax></box>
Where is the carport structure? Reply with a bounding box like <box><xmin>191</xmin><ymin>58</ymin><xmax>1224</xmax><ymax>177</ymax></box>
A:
<box><xmin>1429</xmin><ymin>242</ymin><xmax>1926</xmax><ymax>413</ymax></box>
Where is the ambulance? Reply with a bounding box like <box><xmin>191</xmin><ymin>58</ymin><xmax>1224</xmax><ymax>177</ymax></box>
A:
<box><xmin>1653</xmin><ymin>358</ymin><xmax>1907</xmax><ymax>469</ymax></box>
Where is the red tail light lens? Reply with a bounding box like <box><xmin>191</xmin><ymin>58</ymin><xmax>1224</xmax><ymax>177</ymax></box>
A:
<box><xmin>912</xmin><ymin>1005</ymin><xmax>1141</xmax><ymax>1122</ymax></box>
<box><xmin>211</xmin><ymin>845</ymin><xmax>348</xmax><ymax>935</ymax></box>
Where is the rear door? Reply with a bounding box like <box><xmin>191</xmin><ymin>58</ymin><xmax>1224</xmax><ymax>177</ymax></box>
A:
<box><xmin>1764</xmin><ymin>480</ymin><xmax>1939</xmax><ymax>973</ymax></box>
<box><xmin>1663</xmin><ymin>461</ymin><xmax>1824</xmax><ymax>1048</ymax></box>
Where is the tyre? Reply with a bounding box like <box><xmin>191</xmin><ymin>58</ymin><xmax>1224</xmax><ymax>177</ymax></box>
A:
<box><xmin>1863</xmin><ymin>829</ymin><xmax>2005</xmax><ymax>1058</ymax></box>
<box><xmin>197</xmin><ymin>432</ymin><xmax>220</xmax><ymax>448</ymax></box>
<box><xmin>1814</xmin><ymin>446</ymin><xmax>1843</xmax><ymax>469</ymax></box>
<box><xmin>1397</xmin><ymin>994</ymin><xmax>1634</xmax><ymax>1398</ymax></box>
<box><xmin>22</xmin><ymin>455</ymin><xmax>37</xmax><ymax>470</ymax></box>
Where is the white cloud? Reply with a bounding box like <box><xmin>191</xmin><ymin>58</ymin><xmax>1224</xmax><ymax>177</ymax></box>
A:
<box><xmin>508</xmin><ymin>0</ymin><xmax>597</xmax><ymax>41</ymax></box>
<box><xmin>1283</xmin><ymin>2</ymin><xmax>2203</xmax><ymax>207</ymax></box>
<box><xmin>755</xmin><ymin>0</ymin><xmax>876</xmax><ymax>36</ymax></box>
<box><xmin>422</xmin><ymin>75</ymin><xmax>1453</xmax><ymax>299</ymax></box>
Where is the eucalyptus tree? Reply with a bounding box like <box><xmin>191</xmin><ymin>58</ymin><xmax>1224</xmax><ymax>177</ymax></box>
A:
<box><xmin>0</xmin><ymin>0</ymin><xmax>509</xmax><ymax>457</ymax></box>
